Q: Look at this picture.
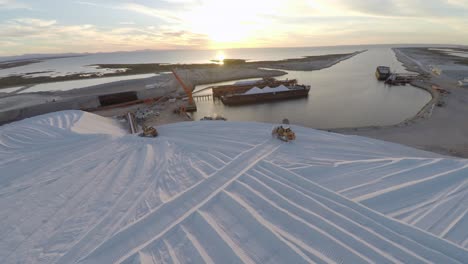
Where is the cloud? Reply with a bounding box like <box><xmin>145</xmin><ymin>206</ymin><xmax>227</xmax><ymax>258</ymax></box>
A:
<box><xmin>74</xmin><ymin>1</ymin><xmax>184</xmax><ymax>22</ymax></box>
<box><xmin>119</xmin><ymin>21</ymin><xmax>135</xmax><ymax>25</ymax></box>
<box><xmin>314</xmin><ymin>0</ymin><xmax>468</xmax><ymax>18</ymax></box>
<box><xmin>0</xmin><ymin>0</ymin><xmax>30</xmax><ymax>9</ymax></box>
<box><xmin>119</xmin><ymin>3</ymin><xmax>182</xmax><ymax>22</ymax></box>
<box><xmin>14</xmin><ymin>18</ymin><xmax>57</xmax><ymax>27</ymax></box>
<box><xmin>0</xmin><ymin>18</ymin><xmax>58</xmax><ymax>38</ymax></box>
<box><xmin>73</xmin><ymin>1</ymin><xmax>101</xmax><ymax>7</ymax></box>
<box><xmin>0</xmin><ymin>17</ymin><xmax>210</xmax><ymax>56</ymax></box>
<box><xmin>2</xmin><ymin>0</ymin><xmax>468</xmax><ymax>55</ymax></box>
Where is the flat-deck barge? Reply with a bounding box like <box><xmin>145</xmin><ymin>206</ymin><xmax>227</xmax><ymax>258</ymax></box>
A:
<box><xmin>212</xmin><ymin>78</ymin><xmax>297</xmax><ymax>98</ymax></box>
<box><xmin>221</xmin><ymin>85</ymin><xmax>310</xmax><ymax>106</ymax></box>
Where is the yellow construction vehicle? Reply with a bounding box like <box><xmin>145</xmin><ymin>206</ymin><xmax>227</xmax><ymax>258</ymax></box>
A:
<box><xmin>272</xmin><ymin>118</ymin><xmax>296</xmax><ymax>142</ymax></box>
<box><xmin>139</xmin><ymin>125</ymin><xmax>158</xmax><ymax>138</ymax></box>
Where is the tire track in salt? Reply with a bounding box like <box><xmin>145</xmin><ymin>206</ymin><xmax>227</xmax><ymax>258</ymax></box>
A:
<box><xmin>1</xmin><ymin>148</ymin><xmax>137</xmax><ymax>263</ymax></box>
<box><xmin>256</xmin><ymin>161</ymin><xmax>468</xmax><ymax>263</ymax></box>
<box><xmin>236</xmin><ymin>172</ymin><xmax>407</xmax><ymax>263</ymax></box>
<box><xmin>77</xmin><ymin>139</ymin><xmax>281</xmax><ymax>264</ymax></box>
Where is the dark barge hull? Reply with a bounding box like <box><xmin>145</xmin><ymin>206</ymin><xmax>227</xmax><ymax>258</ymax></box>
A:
<box><xmin>375</xmin><ymin>66</ymin><xmax>391</xmax><ymax>81</ymax></box>
<box><xmin>221</xmin><ymin>88</ymin><xmax>309</xmax><ymax>106</ymax></box>
<box><xmin>376</xmin><ymin>72</ymin><xmax>389</xmax><ymax>81</ymax></box>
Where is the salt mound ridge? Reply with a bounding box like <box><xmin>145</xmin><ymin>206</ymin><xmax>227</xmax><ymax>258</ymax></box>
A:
<box><xmin>0</xmin><ymin>110</ymin><xmax>467</xmax><ymax>263</ymax></box>
<box><xmin>244</xmin><ymin>85</ymin><xmax>290</xmax><ymax>95</ymax></box>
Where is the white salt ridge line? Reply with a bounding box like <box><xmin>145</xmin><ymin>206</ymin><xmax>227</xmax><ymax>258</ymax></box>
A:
<box><xmin>180</xmin><ymin>226</ymin><xmax>214</xmax><ymax>264</ymax></box>
<box><xmin>390</xmin><ymin>179</ymin><xmax>468</xmax><ymax>222</ymax></box>
<box><xmin>188</xmin><ymin>158</ymin><xmax>213</xmax><ymax>179</ymax></box>
<box><xmin>188</xmin><ymin>157</ymin><xmax>210</xmax><ymax>178</ymax></box>
<box><xmin>353</xmin><ymin>164</ymin><xmax>468</xmax><ymax>202</ymax></box>
<box><xmin>334</xmin><ymin>157</ymin><xmax>405</xmax><ymax>166</ymax></box>
<box><xmin>163</xmin><ymin>135</ymin><xmax>250</xmax><ymax>161</ymax></box>
<box><xmin>425</xmin><ymin>192</ymin><xmax>468</xmax><ymax>236</ymax></box>
<box><xmin>339</xmin><ymin>158</ymin><xmax>441</xmax><ymax>195</ymax></box>
<box><xmin>55</xmin><ymin>144</ymin><xmax>160</xmax><ymax>263</ymax></box>
<box><xmin>160</xmin><ymin>225</ymin><xmax>212</xmax><ymax>264</ymax></box>
<box><xmin>184</xmin><ymin>211</ymin><xmax>246</xmax><ymax>263</ymax></box>
<box><xmin>267</xmin><ymin>225</ymin><xmax>331</xmax><ymax>264</ymax></box>
<box><xmin>440</xmin><ymin>208</ymin><xmax>468</xmax><ymax>238</ymax></box>
<box><xmin>0</xmin><ymin>138</ymin><xmax>124</xmax><ymax>197</ymax></box>
<box><xmin>204</xmin><ymin>189</ymin><xmax>321</xmax><ymax>263</ymax></box>
<box><xmin>251</xmin><ymin>166</ymin><xmax>452</xmax><ymax>262</ymax></box>
<box><xmin>328</xmin><ymin>161</ymin><xmax>401</xmax><ymax>189</ymax></box>
<box><xmin>409</xmin><ymin>178</ymin><xmax>468</xmax><ymax>226</ymax></box>
<box><xmin>0</xmin><ymin>136</ymin><xmax>119</xmax><ymax>195</ymax></box>
<box><xmin>240</xmin><ymin>172</ymin><xmax>408</xmax><ymax>263</ymax></box>
<box><xmin>218</xmin><ymin>191</ymin><xmax>325</xmax><ymax>263</ymax></box>
<box><xmin>257</xmin><ymin>161</ymin><xmax>467</xmax><ymax>263</ymax></box>
<box><xmin>226</xmin><ymin>181</ymin><xmax>377</xmax><ymax>263</ymax></box>
<box><xmin>393</xmin><ymin>178</ymin><xmax>468</xmax><ymax>218</ymax></box>
<box><xmin>197</xmin><ymin>211</ymin><xmax>256</xmax><ymax>264</ymax></box>
<box><xmin>77</xmin><ymin>140</ymin><xmax>280</xmax><ymax>263</ymax></box>
<box><xmin>245</xmin><ymin>168</ymin><xmax>432</xmax><ymax>263</ymax></box>
<box><xmin>163</xmin><ymin>239</ymin><xmax>180</xmax><ymax>264</ymax></box>
<box><xmin>165</xmin><ymin>133</ymin><xmax>257</xmax><ymax>153</ymax></box>
<box><xmin>2</xmin><ymin>147</ymin><xmax>138</xmax><ymax>263</ymax></box>
<box><xmin>304</xmin><ymin>160</ymin><xmax>397</xmax><ymax>185</ymax></box>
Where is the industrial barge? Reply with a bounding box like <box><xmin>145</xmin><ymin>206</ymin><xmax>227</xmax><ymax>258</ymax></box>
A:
<box><xmin>220</xmin><ymin>84</ymin><xmax>310</xmax><ymax>106</ymax></box>
<box><xmin>212</xmin><ymin>77</ymin><xmax>298</xmax><ymax>98</ymax></box>
<box><xmin>375</xmin><ymin>66</ymin><xmax>419</xmax><ymax>85</ymax></box>
<box><xmin>375</xmin><ymin>66</ymin><xmax>391</xmax><ymax>80</ymax></box>
<box><xmin>206</xmin><ymin>77</ymin><xmax>310</xmax><ymax>106</ymax></box>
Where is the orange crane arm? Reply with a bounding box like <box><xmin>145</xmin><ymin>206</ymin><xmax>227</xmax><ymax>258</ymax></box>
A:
<box><xmin>171</xmin><ymin>69</ymin><xmax>194</xmax><ymax>105</ymax></box>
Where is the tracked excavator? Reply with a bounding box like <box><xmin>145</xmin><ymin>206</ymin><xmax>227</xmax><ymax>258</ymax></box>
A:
<box><xmin>272</xmin><ymin>118</ymin><xmax>296</xmax><ymax>142</ymax></box>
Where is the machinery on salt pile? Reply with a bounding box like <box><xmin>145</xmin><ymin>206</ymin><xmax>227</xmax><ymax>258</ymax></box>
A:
<box><xmin>272</xmin><ymin>118</ymin><xmax>296</xmax><ymax>142</ymax></box>
<box><xmin>139</xmin><ymin>125</ymin><xmax>158</xmax><ymax>138</ymax></box>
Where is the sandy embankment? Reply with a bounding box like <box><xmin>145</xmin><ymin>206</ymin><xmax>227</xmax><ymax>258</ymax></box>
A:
<box><xmin>0</xmin><ymin>52</ymin><xmax>361</xmax><ymax>124</ymax></box>
<box><xmin>334</xmin><ymin>48</ymin><xmax>468</xmax><ymax>158</ymax></box>
<box><xmin>0</xmin><ymin>68</ymin><xmax>284</xmax><ymax>125</ymax></box>
<box><xmin>253</xmin><ymin>50</ymin><xmax>366</xmax><ymax>71</ymax></box>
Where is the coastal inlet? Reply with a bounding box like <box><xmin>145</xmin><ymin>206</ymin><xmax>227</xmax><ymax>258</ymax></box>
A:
<box><xmin>192</xmin><ymin>46</ymin><xmax>431</xmax><ymax>129</ymax></box>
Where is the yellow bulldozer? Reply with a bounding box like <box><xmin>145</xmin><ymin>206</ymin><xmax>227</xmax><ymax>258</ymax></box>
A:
<box><xmin>139</xmin><ymin>125</ymin><xmax>158</xmax><ymax>138</ymax></box>
<box><xmin>272</xmin><ymin>118</ymin><xmax>296</xmax><ymax>142</ymax></box>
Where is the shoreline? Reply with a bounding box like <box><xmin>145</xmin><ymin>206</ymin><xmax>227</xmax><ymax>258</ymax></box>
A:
<box><xmin>332</xmin><ymin>47</ymin><xmax>468</xmax><ymax>158</ymax></box>
<box><xmin>0</xmin><ymin>52</ymin><xmax>361</xmax><ymax>125</ymax></box>
<box><xmin>0</xmin><ymin>51</ymin><xmax>363</xmax><ymax>90</ymax></box>
<box><xmin>330</xmin><ymin>48</ymin><xmax>441</xmax><ymax>133</ymax></box>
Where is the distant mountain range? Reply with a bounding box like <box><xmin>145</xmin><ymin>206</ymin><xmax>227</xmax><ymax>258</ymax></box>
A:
<box><xmin>0</xmin><ymin>53</ymin><xmax>87</xmax><ymax>63</ymax></box>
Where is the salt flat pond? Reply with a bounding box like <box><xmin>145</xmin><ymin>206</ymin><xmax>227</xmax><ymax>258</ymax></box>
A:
<box><xmin>17</xmin><ymin>73</ymin><xmax>157</xmax><ymax>93</ymax></box>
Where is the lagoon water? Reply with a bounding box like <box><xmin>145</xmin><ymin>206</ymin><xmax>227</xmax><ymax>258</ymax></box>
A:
<box><xmin>1</xmin><ymin>46</ymin><xmax>362</xmax><ymax>78</ymax></box>
<box><xmin>1</xmin><ymin>45</ymin><xmax>432</xmax><ymax>128</ymax></box>
<box><xmin>192</xmin><ymin>46</ymin><xmax>431</xmax><ymax>129</ymax></box>
<box><xmin>18</xmin><ymin>73</ymin><xmax>157</xmax><ymax>93</ymax></box>
<box><xmin>0</xmin><ymin>44</ymin><xmax>433</xmax><ymax>78</ymax></box>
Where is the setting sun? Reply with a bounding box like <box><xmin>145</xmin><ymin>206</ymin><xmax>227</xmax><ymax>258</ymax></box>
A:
<box><xmin>183</xmin><ymin>0</ymin><xmax>280</xmax><ymax>47</ymax></box>
<box><xmin>216</xmin><ymin>51</ymin><xmax>225</xmax><ymax>64</ymax></box>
